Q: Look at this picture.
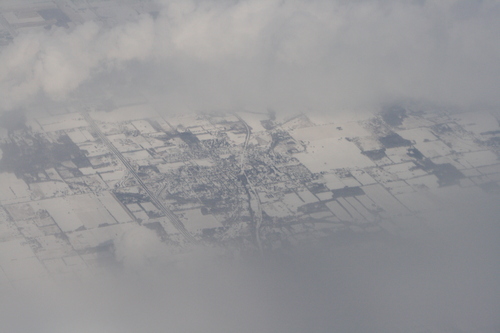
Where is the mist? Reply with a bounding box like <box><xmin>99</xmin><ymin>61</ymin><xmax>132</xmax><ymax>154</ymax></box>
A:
<box><xmin>1</xmin><ymin>0</ymin><xmax>500</xmax><ymax>114</ymax></box>
<box><xmin>1</xmin><ymin>189</ymin><xmax>499</xmax><ymax>333</ymax></box>
<box><xmin>1</xmin><ymin>1</ymin><xmax>500</xmax><ymax>332</ymax></box>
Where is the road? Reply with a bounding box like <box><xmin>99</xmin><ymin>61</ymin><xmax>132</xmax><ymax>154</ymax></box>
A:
<box><xmin>83</xmin><ymin>112</ymin><xmax>196</xmax><ymax>243</ymax></box>
<box><xmin>233</xmin><ymin>113</ymin><xmax>263</xmax><ymax>254</ymax></box>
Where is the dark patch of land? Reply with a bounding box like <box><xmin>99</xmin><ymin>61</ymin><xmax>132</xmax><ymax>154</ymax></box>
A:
<box><xmin>37</xmin><ymin>8</ymin><xmax>71</xmax><ymax>27</ymax></box>
<box><xmin>381</xmin><ymin>105</ymin><xmax>407</xmax><ymax>127</ymax></box>
<box><xmin>379</xmin><ymin>133</ymin><xmax>412</xmax><ymax>148</ymax></box>
<box><xmin>0</xmin><ymin>133</ymin><xmax>90</xmax><ymax>180</ymax></box>
<box><xmin>362</xmin><ymin>148</ymin><xmax>387</xmax><ymax>161</ymax></box>
<box><xmin>0</xmin><ymin>110</ymin><xmax>26</xmax><ymax>131</ymax></box>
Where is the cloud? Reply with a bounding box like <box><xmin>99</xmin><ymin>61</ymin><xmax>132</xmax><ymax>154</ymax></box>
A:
<box><xmin>1</xmin><ymin>193</ymin><xmax>499</xmax><ymax>333</ymax></box>
<box><xmin>0</xmin><ymin>14</ymin><xmax>154</xmax><ymax>109</ymax></box>
<box><xmin>0</xmin><ymin>0</ymin><xmax>499</xmax><ymax>113</ymax></box>
<box><xmin>0</xmin><ymin>2</ymin><xmax>499</xmax><ymax>332</ymax></box>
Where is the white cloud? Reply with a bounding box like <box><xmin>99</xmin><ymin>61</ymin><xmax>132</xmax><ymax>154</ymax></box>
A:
<box><xmin>0</xmin><ymin>15</ymin><xmax>155</xmax><ymax>108</ymax></box>
<box><xmin>0</xmin><ymin>0</ymin><xmax>499</xmax><ymax>112</ymax></box>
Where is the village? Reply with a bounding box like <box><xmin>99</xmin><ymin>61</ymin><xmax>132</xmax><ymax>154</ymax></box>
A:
<box><xmin>0</xmin><ymin>0</ymin><xmax>499</xmax><ymax>289</ymax></box>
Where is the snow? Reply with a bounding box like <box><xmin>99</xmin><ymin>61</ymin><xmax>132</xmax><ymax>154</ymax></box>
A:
<box><xmin>43</xmin><ymin>258</ymin><xmax>70</xmax><ymax>275</ymax></box>
<box><xmin>337</xmin><ymin>198</ymin><xmax>365</xmax><ymax>222</ymax></box>
<box><xmin>193</xmin><ymin>159</ymin><xmax>214</xmax><ymax>167</ymax></box>
<box><xmin>431</xmin><ymin>156</ymin><xmax>466</xmax><ymax>170</ymax></box>
<box><xmin>78</xmin><ymin>142</ymin><xmax>109</xmax><ymax>157</ymax></box>
<box><xmin>2</xmin><ymin>257</ymin><xmax>47</xmax><ymax>281</ymax></box>
<box><xmin>460</xmin><ymin>168</ymin><xmax>482</xmax><ymax>177</ymax></box>
<box><xmin>336</xmin><ymin>175</ymin><xmax>361</xmax><ymax>187</ymax></box>
<box><xmin>0</xmin><ymin>239</ymin><xmax>35</xmax><ymax>263</ymax></box>
<box><xmin>31</xmin><ymin>194</ymin><xmax>119</xmax><ymax>233</ymax></box>
<box><xmin>351</xmin><ymin>170</ymin><xmax>377</xmax><ymax>185</ymax></box>
<box><xmin>367</xmin><ymin>167</ymin><xmax>399</xmax><ymax>183</ymax></box>
<box><xmin>130</xmin><ymin>135</ymin><xmax>153</xmax><ymax>149</ymax></box>
<box><xmin>385</xmin><ymin>180</ymin><xmax>415</xmax><ymax>195</ymax></box>
<box><xmin>453</xmin><ymin>111</ymin><xmax>499</xmax><ymax>135</ymax></box>
<box><xmin>3</xmin><ymin>10</ymin><xmax>44</xmax><ymax>25</ymax></box>
<box><xmin>477</xmin><ymin>164</ymin><xmax>500</xmax><ymax>175</ymax></box>
<box><xmin>66</xmin><ymin>129</ymin><xmax>95</xmax><ymax>144</ymax></box>
<box><xmin>46</xmin><ymin>168</ymin><xmax>63</xmax><ymax>181</ymax></box>
<box><xmin>63</xmin><ymin>256</ymin><xmax>86</xmax><ymax>270</ymax></box>
<box><xmin>0</xmin><ymin>173</ymin><xmax>30</xmax><ymax>202</ymax></box>
<box><xmin>322</xmin><ymin>173</ymin><xmax>345</xmax><ymax>190</ymax></box>
<box><xmin>37</xmin><ymin>113</ymin><xmax>88</xmax><ymax>132</ymax></box>
<box><xmin>440</xmin><ymin>135</ymin><xmax>480</xmax><ymax>154</ymax></box>
<box><xmin>67</xmin><ymin>223</ymin><xmax>136</xmax><ymax>251</ymax></box>
<box><xmin>107</xmin><ymin>134</ymin><xmax>142</xmax><ymax>152</ymax></box>
<box><xmin>343</xmin><ymin>197</ymin><xmax>375</xmax><ymax>221</ymax></box>
<box><xmin>325</xmin><ymin>200</ymin><xmax>353</xmax><ymax>222</ymax></box>
<box><xmin>133</xmin><ymin>210</ymin><xmax>150</xmax><ymax>221</ymax></box>
<box><xmin>0</xmin><ymin>220</ymin><xmax>20</xmax><ymax>242</ymax></box>
<box><xmin>31</xmin><ymin>181</ymin><xmax>72</xmax><ymax>199</ymax></box>
<box><xmin>167</xmin><ymin>114</ymin><xmax>212</xmax><ymax>129</ymax></box>
<box><xmin>283</xmin><ymin>192</ymin><xmax>305</xmax><ymax>211</ymax></box>
<box><xmin>486</xmin><ymin>173</ymin><xmax>500</xmax><ymax>182</ymax></box>
<box><xmin>355</xmin><ymin>194</ymin><xmax>378</xmax><ymax>212</ymax></box>
<box><xmin>316</xmin><ymin>192</ymin><xmax>333</xmax><ymax>201</ymax></box>
<box><xmin>98</xmin><ymin>192</ymin><xmax>133</xmax><ymax>223</ymax></box>
<box><xmin>397</xmin><ymin>128</ymin><xmax>438</xmax><ymax>144</ymax></box>
<box><xmin>226</xmin><ymin>131</ymin><xmax>246</xmax><ymax>145</ymax></box>
<box><xmin>406</xmin><ymin>175</ymin><xmax>440</xmax><ymax>189</ymax></box>
<box><xmin>99</xmin><ymin>170</ymin><xmax>126</xmax><ymax>182</ymax></box>
<box><xmin>235</xmin><ymin>112</ymin><xmax>267</xmax><ymax>133</ymax></box>
<box><xmin>263</xmin><ymin>202</ymin><xmax>292</xmax><ymax>218</ymax></box>
<box><xmin>413</xmin><ymin>140</ymin><xmax>452</xmax><ymax>158</ymax></box>
<box><xmin>383</xmin><ymin>162</ymin><xmax>427</xmax><ymax>180</ymax></box>
<box><xmin>187</xmin><ymin>126</ymin><xmax>206</xmax><ymax>134</ymax></box>
<box><xmin>79</xmin><ymin>167</ymin><xmax>97</xmax><ymax>176</ymax></box>
<box><xmin>362</xmin><ymin>184</ymin><xmax>411</xmax><ymax>216</ymax></box>
<box><xmin>132</xmin><ymin>120</ymin><xmax>156</xmax><ymax>134</ymax></box>
<box><xmin>297</xmin><ymin>190</ymin><xmax>318</xmax><ymax>204</ymax></box>
<box><xmin>294</xmin><ymin>138</ymin><xmax>375</xmax><ymax>172</ymax></box>
<box><xmin>35</xmin><ymin>235</ymin><xmax>75</xmax><ymax>260</ymax></box>
<box><xmin>122</xmin><ymin>149</ymin><xmax>151</xmax><ymax>161</ymax></box>
<box><xmin>140</xmin><ymin>202</ymin><xmax>161</xmax><ymax>215</ymax></box>
<box><xmin>126</xmin><ymin>204</ymin><xmax>142</xmax><ymax>212</ymax></box>
<box><xmin>290</xmin><ymin>122</ymin><xmax>369</xmax><ymax>142</ymax></box>
<box><xmin>355</xmin><ymin>136</ymin><xmax>384</xmax><ymax>151</ymax></box>
<box><xmin>180</xmin><ymin>209</ymin><xmax>223</xmax><ymax>232</ymax></box>
<box><xmin>461</xmin><ymin>150</ymin><xmax>498</xmax><ymax>168</ymax></box>
<box><xmin>306</xmin><ymin>110</ymin><xmax>372</xmax><ymax>126</ymax></box>
<box><xmin>396</xmin><ymin>191</ymin><xmax>439</xmax><ymax>213</ymax></box>
<box><xmin>196</xmin><ymin>132</ymin><xmax>217</xmax><ymax>141</ymax></box>
<box><xmin>146</xmin><ymin>136</ymin><xmax>168</xmax><ymax>148</ymax></box>
<box><xmin>90</xmin><ymin>104</ymin><xmax>158</xmax><ymax>123</ymax></box>
<box><xmin>157</xmin><ymin>162</ymin><xmax>185</xmax><ymax>173</ymax></box>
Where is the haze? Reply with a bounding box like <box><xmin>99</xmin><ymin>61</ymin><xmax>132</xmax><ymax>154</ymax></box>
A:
<box><xmin>1</xmin><ymin>0</ymin><xmax>499</xmax><ymax>113</ymax></box>
<box><xmin>0</xmin><ymin>1</ymin><xmax>499</xmax><ymax>332</ymax></box>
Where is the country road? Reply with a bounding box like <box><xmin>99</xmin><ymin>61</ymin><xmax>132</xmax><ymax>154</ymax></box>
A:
<box><xmin>83</xmin><ymin>112</ymin><xmax>196</xmax><ymax>243</ymax></box>
<box><xmin>233</xmin><ymin>113</ymin><xmax>263</xmax><ymax>254</ymax></box>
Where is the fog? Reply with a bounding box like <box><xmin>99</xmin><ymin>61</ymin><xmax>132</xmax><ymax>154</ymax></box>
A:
<box><xmin>1</xmin><ymin>191</ymin><xmax>499</xmax><ymax>333</ymax></box>
<box><xmin>0</xmin><ymin>0</ymin><xmax>500</xmax><ymax>332</ymax></box>
<box><xmin>1</xmin><ymin>0</ymin><xmax>500</xmax><ymax>113</ymax></box>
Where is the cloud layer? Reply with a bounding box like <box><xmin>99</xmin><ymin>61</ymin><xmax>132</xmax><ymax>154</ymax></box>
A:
<box><xmin>2</xmin><ymin>194</ymin><xmax>499</xmax><ymax>333</ymax></box>
<box><xmin>1</xmin><ymin>0</ymin><xmax>499</xmax><ymax>113</ymax></box>
<box><xmin>0</xmin><ymin>2</ymin><xmax>499</xmax><ymax>331</ymax></box>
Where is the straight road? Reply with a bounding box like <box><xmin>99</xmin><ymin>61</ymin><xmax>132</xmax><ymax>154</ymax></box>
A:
<box><xmin>83</xmin><ymin>112</ymin><xmax>196</xmax><ymax>243</ymax></box>
<box><xmin>233</xmin><ymin>113</ymin><xmax>263</xmax><ymax>254</ymax></box>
